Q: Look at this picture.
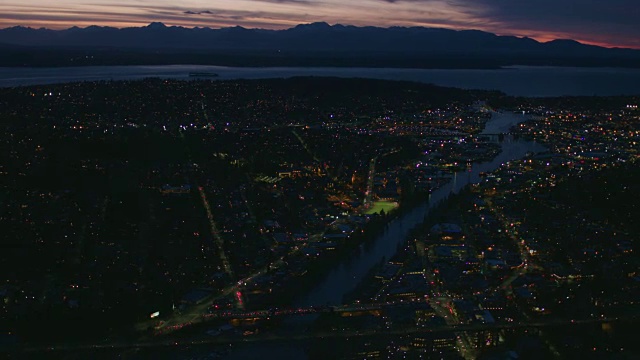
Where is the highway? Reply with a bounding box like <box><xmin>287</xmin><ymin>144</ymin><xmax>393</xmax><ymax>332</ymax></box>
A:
<box><xmin>430</xmin><ymin>296</ymin><xmax>477</xmax><ymax>360</ymax></box>
<box><xmin>149</xmin><ymin>238</ymin><xmax>319</xmax><ymax>335</ymax></box>
<box><xmin>291</xmin><ymin>129</ymin><xmax>321</xmax><ymax>163</ymax></box>
<box><xmin>15</xmin><ymin>315</ymin><xmax>633</xmax><ymax>355</ymax></box>
<box><xmin>199</xmin><ymin>186</ymin><xmax>236</xmax><ymax>285</ymax></box>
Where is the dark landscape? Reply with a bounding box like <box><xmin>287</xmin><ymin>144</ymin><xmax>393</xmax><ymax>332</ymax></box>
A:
<box><xmin>0</xmin><ymin>76</ymin><xmax>638</xmax><ymax>359</ymax></box>
<box><xmin>1</xmin><ymin>1</ymin><xmax>640</xmax><ymax>359</ymax></box>
<box><xmin>2</xmin><ymin>23</ymin><xmax>640</xmax><ymax>68</ymax></box>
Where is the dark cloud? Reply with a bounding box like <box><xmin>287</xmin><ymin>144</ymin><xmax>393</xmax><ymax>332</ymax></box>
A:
<box><xmin>1</xmin><ymin>0</ymin><xmax>638</xmax><ymax>47</ymax></box>
<box><xmin>0</xmin><ymin>6</ymin><xmax>298</xmax><ymax>30</ymax></box>
<box><xmin>184</xmin><ymin>10</ymin><xmax>214</xmax><ymax>15</ymax></box>
<box><xmin>249</xmin><ymin>0</ymin><xmax>316</xmax><ymax>4</ymax></box>
<box><xmin>0</xmin><ymin>11</ymin><xmax>173</xmax><ymax>25</ymax></box>
<box><xmin>472</xmin><ymin>0</ymin><xmax>637</xmax><ymax>28</ymax></box>
<box><xmin>453</xmin><ymin>0</ymin><xmax>640</xmax><ymax>45</ymax></box>
<box><xmin>380</xmin><ymin>0</ymin><xmax>458</xmax><ymax>3</ymax></box>
<box><xmin>378</xmin><ymin>0</ymin><xmax>639</xmax><ymax>46</ymax></box>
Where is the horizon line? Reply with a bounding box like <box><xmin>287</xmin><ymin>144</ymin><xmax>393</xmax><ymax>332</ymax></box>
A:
<box><xmin>0</xmin><ymin>21</ymin><xmax>636</xmax><ymax>50</ymax></box>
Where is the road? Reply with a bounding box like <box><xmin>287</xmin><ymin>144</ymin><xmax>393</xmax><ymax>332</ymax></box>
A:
<box><xmin>199</xmin><ymin>186</ymin><xmax>236</xmax><ymax>283</ymax></box>
<box><xmin>430</xmin><ymin>296</ymin><xmax>478</xmax><ymax>360</ymax></box>
<box><xmin>483</xmin><ymin>196</ymin><xmax>561</xmax><ymax>358</ymax></box>
<box><xmin>150</xmin><ymin>237</ymin><xmax>319</xmax><ymax>335</ymax></box>
<box><xmin>483</xmin><ymin>196</ymin><xmax>543</xmax><ymax>293</ymax></box>
<box><xmin>363</xmin><ymin>156</ymin><xmax>378</xmax><ymax>209</ymax></box>
<box><xmin>292</xmin><ymin>130</ymin><xmax>321</xmax><ymax>163</ymax></box>
<box><xmin>17</xmin><ymin>315</ymin><xmax>631</xmax><ymax>355</ymax></box>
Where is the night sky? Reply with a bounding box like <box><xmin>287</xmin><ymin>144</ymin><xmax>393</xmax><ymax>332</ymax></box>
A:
<box><xmin>0</xmin><ymin>0</ymin><xmax>638</xmax><ymax>48</ymax></box>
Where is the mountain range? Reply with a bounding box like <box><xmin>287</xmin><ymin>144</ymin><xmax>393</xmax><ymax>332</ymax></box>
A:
<box><xmin>1</xmin><ymin>22</ymin><xmax>639</xmax><ymax>68</ymax></box>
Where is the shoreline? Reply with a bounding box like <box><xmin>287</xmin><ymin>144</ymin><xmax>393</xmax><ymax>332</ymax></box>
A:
<box><xmin>2</xmin><ymin>65</ymin><xmax>640</xmax><ymax>97</ymax></box>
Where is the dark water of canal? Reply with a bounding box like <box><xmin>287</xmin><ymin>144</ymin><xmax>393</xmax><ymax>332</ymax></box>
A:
<box><xmin>298</xmin><ymin>111</ymin><xmax>546</xmax><ymax>307</ymax></box>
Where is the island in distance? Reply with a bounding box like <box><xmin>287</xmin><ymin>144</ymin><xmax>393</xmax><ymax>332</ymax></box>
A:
<box><xmin>1</xmin><ymin>22</ymin><xmax>640</xmax><ymax>68</ymax></box>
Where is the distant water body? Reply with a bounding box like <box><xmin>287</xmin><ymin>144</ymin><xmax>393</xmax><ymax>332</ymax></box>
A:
<box><xmin>1</xmin><ymin>65</ymin><xmax>640</xmax><ymax>97</ymax></box>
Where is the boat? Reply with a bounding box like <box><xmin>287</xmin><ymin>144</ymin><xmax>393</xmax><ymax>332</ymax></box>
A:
<box><xmin>189</xmin><ymin>72</ymin><xmax>219</xmax><ymax>78</ymax></box>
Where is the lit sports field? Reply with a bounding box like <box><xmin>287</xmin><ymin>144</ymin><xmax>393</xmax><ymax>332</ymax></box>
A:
<box><xmin>364</xmin><ymin>200</ymin><xmax>399</xmax><ymax>215</ymax></box>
